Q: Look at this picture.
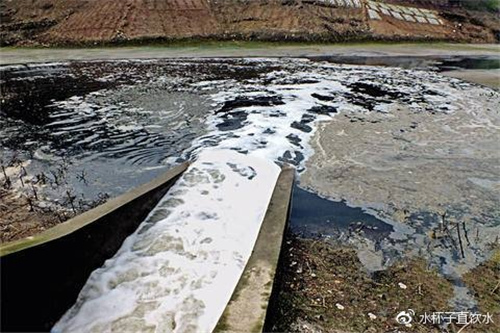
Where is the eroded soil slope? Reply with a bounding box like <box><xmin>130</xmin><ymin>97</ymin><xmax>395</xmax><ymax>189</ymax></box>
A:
<box><xmin>0</xmin><ymin>0</ymin><xmax>498</xmax><ymax>46</ymax></box>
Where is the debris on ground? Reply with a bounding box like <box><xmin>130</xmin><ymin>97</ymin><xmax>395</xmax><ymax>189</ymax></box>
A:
<box><xmin>268</xmin><ymin>235</ymin><xmax>465</xmax><ymax>333</ymax></box>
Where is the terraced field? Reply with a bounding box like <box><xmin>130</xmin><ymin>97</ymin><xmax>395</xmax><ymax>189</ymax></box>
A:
<box><xmin>47</xmin><ymin>0</ymin><xmax>218</xmax><ymax>42</ymax></box>
<box><xmin>1</xmin><ymin>0</ymin><xmax>498</xmax><ymax>45</ymax></box>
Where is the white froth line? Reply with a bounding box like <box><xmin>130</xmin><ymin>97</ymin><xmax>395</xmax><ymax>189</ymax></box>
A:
<box><xmin>53</xmin><ymin>149</ymin><xmax>281</xmax><ymax>333</ymax></box>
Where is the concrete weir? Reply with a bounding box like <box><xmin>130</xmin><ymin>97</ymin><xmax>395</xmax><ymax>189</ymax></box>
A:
<box><xmin>215</xmin><ymin>166</ymin><xmax>295</xmax><ymax>333</ymax></box>
<box><xmin>0</xmin><ymin>163</ymin><xmax>188</xmax><ymax>332</ymax></box>
<box><xmin>1</xmin><ymin>156</ymin><xmax>295</xmax><ymax>332</ymax></box>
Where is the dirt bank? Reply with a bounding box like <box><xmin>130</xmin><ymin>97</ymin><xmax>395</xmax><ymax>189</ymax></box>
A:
<box><xmin>0</xmin><ymin>188</ymin><xmax>61</xmax><ymax>243</ymax></box>
<box><xmin>0</xmin><ymin>0</ymin><xmax>498</xmax><ymax>46</ymax></box>
<box><xmin>0</xmin><ymin>156</ymin><xmax>109</xmax><ymax>243</ymax></box>
<box><xmin>267</xmin><ymin>235</ymin><xmax>499</xmax><ymax>333</ymax></box>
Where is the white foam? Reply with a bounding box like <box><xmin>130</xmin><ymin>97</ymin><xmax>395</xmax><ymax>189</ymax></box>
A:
<box><xmin>428</xmin><ymin>18</ymin><xmax>440</xmax><ymax>25</ymax></box>
<box><xmin>52</xmin><ymin>149</ymin><xmax>280</xmax><ymax>333</ymax></box>
<box><xmin>51</xmin><ymin>58</ymin><xmax>492</xmax><ymax>332</ymax></box>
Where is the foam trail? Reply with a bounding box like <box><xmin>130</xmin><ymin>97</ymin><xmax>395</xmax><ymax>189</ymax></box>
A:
<box><xmin>52</xmin><ymin>149</ymin><xmax>280</xmax><ymax>333</ymax></box>
<box><xmin>49</xmin><ymin>58</ymin><xmax>496</xmax><ymax>332</ymax></box>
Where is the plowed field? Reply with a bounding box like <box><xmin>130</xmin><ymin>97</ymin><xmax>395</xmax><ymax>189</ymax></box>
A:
<box><xmin>0</xmin><ymin>0</ymin><xmax>498</xmax><ymax>46</ymax></box>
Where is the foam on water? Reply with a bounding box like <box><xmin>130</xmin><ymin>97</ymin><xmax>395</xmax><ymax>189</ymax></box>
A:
<box><xmin>52</xmin><ymin>149</ymin><xmax>280</xmax><ymax>333</ymax></box>
<box><xmin>41</xmin><ymin>58</ymin><xmax>498</xmax><ymax>331</ymax></box>
<box><xmin>167</xmin><ymin>59</ymin><xmax>477</xmax><ymax>172</ymax></box>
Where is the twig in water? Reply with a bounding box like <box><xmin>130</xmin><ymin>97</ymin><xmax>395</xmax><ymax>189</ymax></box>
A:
<box><xmin>444</xmin><ymin>223</ymin><xmax>458</xmax><ymax>251</ymax></box>
<box><xmin>456</xmin><ymin>222</ymin><xmax>465</xmax><ymax>259</ymax></box>
<box><xmin>1</xmin><ymin>164</ymin><xmax>8</xmax><ymax>181</ymax></box>
<box><xmin>3</xmin><ymin>174</ymin><xmax>11</xmax><ymax>189</ymax></box>
<box><xmin>66</xmin><ymin>190</ymin><xmax>77</xmax><ymax>214</ymax></box>
<box><xmin>76</xmin><ymin>169</ymin><xmax>88</xmax><ymax>185</ymax></box>
<box><xmin>440</xmin><ymin>210</ymin><xmax>448</xmax><ymax>231</ymax></box>
<box><xmin>462</xmin><ymin>222</ymin><xmax>471</xmax><ymax>246</ymax></box>
<box><xmin>19</xmin><ymin>165</ymin><xmax>28</xmax><ymax>188</ymax></box>
<box><xmin>31</xmin><ymin>185</ymin><xmax>38</xmax><ymax>201</ymax></box>
<box><xmin>21</xmin><ymin>166</ymin><xmax>28</xmax><ymax>177</ymax></box>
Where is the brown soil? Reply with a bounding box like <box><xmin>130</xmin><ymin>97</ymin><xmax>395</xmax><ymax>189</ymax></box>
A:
<box><xmin>46</xmin><ymin>0</ymin><xmax>219</xmax><ymax>44</ymax></box>
<box><xmin>0</xmin><ymin>188</ymin><xmax>63</xmax><ymax>243</ymax></box>
<box><xmin>369</xmin><ymin>16</ymin><xmax>450</xmax><ymax>41</ymax></box>
<box><xmin>0</xmin><ymin>0</ymin><xmax>498</xmax><ymax>46</ymax></box>
<box><xmin>0</xmin><ymin>158</ymin><xmax>109</xmax><ymax>244</ymax></box>
<box><xmin>210</xmin><ymin>1</ymin><xmax>368</xmax><ymax>41</ymax></box>
<box><xmin>266</xmin><ymin>236</ymin><xmax>500</xmax><ymax>333</ymax></box>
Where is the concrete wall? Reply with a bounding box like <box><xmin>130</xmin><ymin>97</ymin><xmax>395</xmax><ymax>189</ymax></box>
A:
<box><xmin>215</xmin><ymin>166</ymin><xmax>295</xmax><ymax>333</ymax></box>
<box><xmin>0</xmin><ymin>163</ymin><xmax>187</xmax><ymax>332</ymax></box>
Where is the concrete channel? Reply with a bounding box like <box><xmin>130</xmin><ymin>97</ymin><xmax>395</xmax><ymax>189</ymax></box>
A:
<box><xmin>0</xmin><ymin>163</ymin><xmax>188</xmax><ymax>332</ymax></box>
<box><xmin>1</xmin><ymin>161</ymin><xmax>295</xmax><ymax>332</ymax></box>
<box><xmin>215</xmin><ymin>166</ymin><xmax>295</xmax><ymax>333</ymax></box>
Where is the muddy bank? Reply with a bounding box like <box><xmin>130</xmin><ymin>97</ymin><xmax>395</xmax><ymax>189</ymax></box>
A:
<box><xmin>267</xmin><ymin>236</ymin><xmax>453</xmax><ymax>333</ymax></box>
<box><xmin>267</xmin><ymin>235</ymin><xmax>499</xmax><ymax>333</ymax></box>
<box><xmin>0</xmin><ymin>188</ymin><xmax>61</xmax><ymax>243</ymax></box>
<box><xmin>463</xmin><ymin>251</ymin><xmax>500</xmax><ymax>320</ymax></box>
<box><xmin>1</xmin><ymin>43</ymin><xmax>499</xmax><ymax>66</ymax></box>
<box><xmin>297</xmin><ymin>77</ymin><xmax>500</xmax><ymax>330</ymax></box>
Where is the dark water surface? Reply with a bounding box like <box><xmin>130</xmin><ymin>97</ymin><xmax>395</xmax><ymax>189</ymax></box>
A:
<box><xmin>1</xmin><ymin>56</ymin><xmax>495</xmax><ymax>211</ymax></box>
<box><xmin>290</xmin><ymin>185</ymin><xmax>393</xmax><ymax>241</ymax></box>
<box><xmin>309</xmin><ymin>54</ymin><xmax>500</xmax><ymax>71</ymax></box>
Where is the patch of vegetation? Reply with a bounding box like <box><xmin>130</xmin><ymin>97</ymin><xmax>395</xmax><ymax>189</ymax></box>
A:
<box><xmin>459</xmin><ymin>0</ymin><xmax>500</xmax><ymax>13</ymax></box>
<box><xmin>267</xmin><ymin>236</ymin><xmax>457</xmax><ymax>333</ymax></box>
<box><xmin>463</xmin><ymin>249</ymin><xmax>500</xmax><ymax>331</ymax></box>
